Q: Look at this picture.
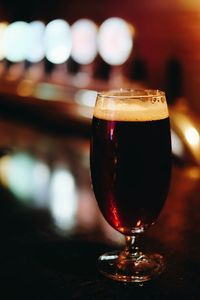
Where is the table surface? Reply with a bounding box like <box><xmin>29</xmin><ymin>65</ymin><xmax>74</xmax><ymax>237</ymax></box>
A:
<box><xmin>0</xmin><ymin>110</ymin><xmax>200</xmax><ymax>300</ymax></box>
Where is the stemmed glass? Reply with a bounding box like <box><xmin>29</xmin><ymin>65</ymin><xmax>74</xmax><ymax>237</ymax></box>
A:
<box><xmin>90</xmin><ymin>89</ymin><xmax>171</xmax><ymax>282</ymax></box>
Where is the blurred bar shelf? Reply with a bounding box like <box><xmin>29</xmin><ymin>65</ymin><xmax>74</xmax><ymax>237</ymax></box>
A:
<box><xmin>0</xmin><ymin>77</ymin><xmax>94</xmax><ymax>135</ymax></box>
<box><xmin>0</xmin><ymin>76</ymin><xmax>200</xmax><ymax>169</ymax></box>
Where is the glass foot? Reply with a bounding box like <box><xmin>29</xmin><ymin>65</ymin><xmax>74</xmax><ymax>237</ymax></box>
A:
<box><xmin>97</xmin><ymin>250</ymin><xmax>165</xmax><ymax>283</ymax></box>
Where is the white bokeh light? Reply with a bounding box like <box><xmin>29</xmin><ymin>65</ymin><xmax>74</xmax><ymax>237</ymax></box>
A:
<box><xmin>6</xmin><ymin>152</ymin><xmax>36</xmax><ymax>201</ymax></box>
<box><xmin>26</xmin><ymin>21</ymin><xmax>45</xmax><ymax>63</ymax></box>
<box><xmin>171</xmin><ymin>129</ymin><xmax>184</xmax><ymax>157</ymax></box>
<box><xmin>3</xmin><ymin>21</ymin><xmax>30</xmax><ymax>62</ymax></box>
<box><xmin>74</xmin><ymin>89</ymin><xmax>97</xmax><ymax>107</ymax></box>
<box><xmin>98</xmin><ymin>17</ymin><xmax>134</xmax><ymax>66</ymax></box>
<box><xmin>49</xmin><ymin>167</ymin><xmax>77</xmax><ymax>231</ymax></box>
<box><xmin>71</xmin><ymin>19</ymin><xmax>98</xmax><ymax>65</ymax></box>
<box><xmin>44</xmin><ymin>19</ymin><xmax>72</xmax><ymax>64</ymax></box>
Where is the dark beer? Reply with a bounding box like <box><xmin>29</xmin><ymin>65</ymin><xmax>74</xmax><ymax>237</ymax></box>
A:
<box><xmin>90</xmin><ymin>116</ymin><xmax>171</xmax><ymax>235</ymax></box>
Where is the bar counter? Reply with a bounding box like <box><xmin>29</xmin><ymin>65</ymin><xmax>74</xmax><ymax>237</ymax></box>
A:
<box><xmin>0</xmin><ymin>94</ymin><xmax>200</xmax><ymax>299</ymax></box>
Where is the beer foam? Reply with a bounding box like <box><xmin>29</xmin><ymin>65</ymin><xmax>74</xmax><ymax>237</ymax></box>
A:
<box><xmin>94</xmin><ymin>98</ymin><xmax>169</xmax><ymax>122</ymax></box>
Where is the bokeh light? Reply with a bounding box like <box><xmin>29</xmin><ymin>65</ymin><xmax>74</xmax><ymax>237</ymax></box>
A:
<box><xmin>0</xmin><ymin>22</ymin><xmax>8</xmax><ymax>60</ymax></box>
<box><xmin>98</xmin><ymin>17</ymin><xmax>134</xmax><ymax>65</ymax></box>
<box><xmin>3</xmin><ymin>21</ymin><xmax>30</xmax><ymax>62</ymax></box>
<box><xmin>26</xmin><ymin>21</ymin><xmax>45</xmax><ymax>63</ymax></box>
<box><xmin>71</xmin><ymin>19</ymin><xmax>98</xmax><ymax>65</ymax></box>
<box><xmin>44</xmin><ymin>19</ymin><xmax>72</xmax><ymax>64</ymax></box>
<box><xmin>49</xmin><ymin>167</ymin><xmax>77</xmax><ymax>231</ymax></box>
<box><xmin>185</xmin><ymin>127</ymin><xmax>200</xmax><ymax>146</ymax></box>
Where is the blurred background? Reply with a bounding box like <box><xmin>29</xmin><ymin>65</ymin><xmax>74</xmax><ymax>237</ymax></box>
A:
<box><xmin>0</xmin><ymin>0</ymin><xmax>200</xmax><ymax>104</ymax></box>
<box><xmin>0</xmin><ymin>0</ymin><xmax>200</xmax><ymax>108</ymax></box>
<box><xmin>0</xmin><ymin>0</ymin><xmax>200</xmax><ymax>240</ymax></box>
<box><xmin>1</xmin><ymin>2</ymin><xmax>200</xmax><ymax>298</ymax></box>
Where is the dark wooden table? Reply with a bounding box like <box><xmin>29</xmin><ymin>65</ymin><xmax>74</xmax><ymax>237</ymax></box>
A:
<box><xmin>0</xmin><ymin>109</ymin><xmax>200</xmax><ymax>300</ymax></box>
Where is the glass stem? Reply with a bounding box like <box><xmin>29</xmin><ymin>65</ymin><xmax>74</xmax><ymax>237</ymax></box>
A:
<box><xmin>124</xmin><ymin>235</ymin><xmax>140</xmax><ymax>257</ymax></box>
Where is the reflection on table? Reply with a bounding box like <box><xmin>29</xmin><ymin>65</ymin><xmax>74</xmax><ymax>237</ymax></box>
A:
<box><xmin>0</xmin><ymin>112</ymin><xmax>200</xmax><ymax>298</ymax></box>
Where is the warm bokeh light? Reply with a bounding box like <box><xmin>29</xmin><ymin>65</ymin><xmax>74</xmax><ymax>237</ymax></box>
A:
<box><xmin>44</xmin><ymin>19</ymin><xmax>72</xmax><ymax>64</ymax></box>
<box><xmin>0</xmin><ymin>22</ymin><xmax>8</xmax><ymax>60</ymax></box>
<box><xmin>170</xmin><ymin>108</ymin><xmax>200</xmax><ymax>165</ymax></box>
<box><xmin>17</xmin><ymin>79</ymin><xmax>35</xmax><ymax>97</ymax></box>
<box><xmin>26</xmin><ymin>21</ymin><xmax>45</xmax><ymax>63</ymax></box>
<box><xmin>71</xmin><ymin>19</ymin><xmax>98</xmax><ymax>65</ymax></box>
<box><xmin>3</xmin><ymin>21</ymin><xmax>29</xmax><ymax>62</ymax></box>
<box><xmin>185</xmin><ymin>127</ymin><xmax>200</xmax><ymax>146</ymax></box>
<box><xmin>98</xmin><ymin>17</ymin><xmax>134</xmax><ymax>65</ymax></box>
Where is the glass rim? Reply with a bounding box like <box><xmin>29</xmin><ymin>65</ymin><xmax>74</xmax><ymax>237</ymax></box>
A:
<box><xmin>97</xmin><ymin>89</ymin><xmax>165</xmax><ymax>99</ymax></box>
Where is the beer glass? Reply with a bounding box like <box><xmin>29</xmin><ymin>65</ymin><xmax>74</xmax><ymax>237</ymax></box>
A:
<box><xmin>90</xmin><ymin>89</ymin><xmax>171</xmax><ymax>282</ymax></box>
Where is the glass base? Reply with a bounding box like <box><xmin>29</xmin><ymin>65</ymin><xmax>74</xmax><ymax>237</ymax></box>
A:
<box><xmin>97</xmin><ymin>250</ymin><xmax>165</xmax><ymax>283</ymax></box>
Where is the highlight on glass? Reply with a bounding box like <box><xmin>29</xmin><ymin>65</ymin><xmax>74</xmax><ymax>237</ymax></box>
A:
<box><xmin>90</xmin><ymin>89</ymin><xmax>171</xmax><ymax>282</ymax></box>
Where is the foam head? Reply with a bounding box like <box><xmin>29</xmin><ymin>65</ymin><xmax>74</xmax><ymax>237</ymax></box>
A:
<box><xmin>94</xmin><ymin>89</ymin><xmax>169</xmax><ymax>122</ymax></box>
